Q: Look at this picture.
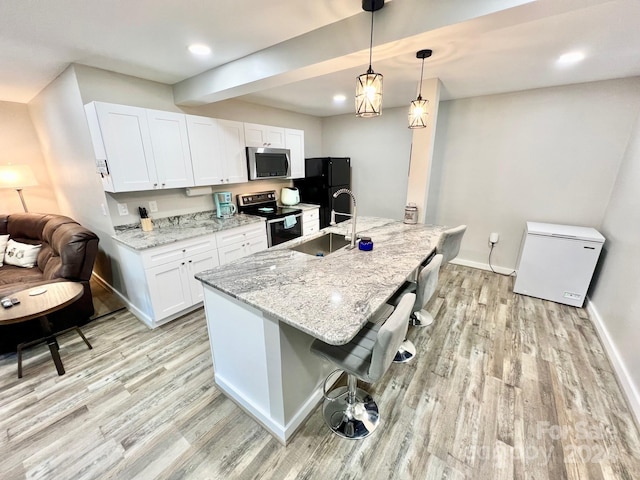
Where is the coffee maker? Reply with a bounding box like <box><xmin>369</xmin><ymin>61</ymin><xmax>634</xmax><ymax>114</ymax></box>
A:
<box><xmin>214</xmin><ymin>192</ymin><xmax>237</xmax><ymax>219</ymax></box>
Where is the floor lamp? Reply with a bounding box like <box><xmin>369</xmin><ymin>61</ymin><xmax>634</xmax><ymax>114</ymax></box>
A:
<box><xmin>0</xmin><ymin>164</ymin><xmax>38</xmax><ymax>212</ymax></box>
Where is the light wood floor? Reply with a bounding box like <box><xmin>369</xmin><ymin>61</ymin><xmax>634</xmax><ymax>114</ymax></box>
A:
<box><xmin>1</xmin><ymin>265</ymin><xmax>639</xmax><ymax>479</ymax></box>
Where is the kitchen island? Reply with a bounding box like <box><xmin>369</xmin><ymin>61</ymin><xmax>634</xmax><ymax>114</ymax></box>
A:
<box><xmin>195</xmin><ymin>217</ymin><xmax>446</xmax><ymax>444</ymax></box>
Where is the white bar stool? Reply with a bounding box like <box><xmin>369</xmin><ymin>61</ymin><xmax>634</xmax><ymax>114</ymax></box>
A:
<box><xmin>310</xmin><ymin>293</ymin><xmax>415</xmax><ymax>439</ymax></box>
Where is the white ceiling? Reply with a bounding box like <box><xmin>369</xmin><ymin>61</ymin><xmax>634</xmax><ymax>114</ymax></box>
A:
<box><xmin>1</xmin><ymin>0</ymin><xmax>639</xmax><ymax>117</ymax></box>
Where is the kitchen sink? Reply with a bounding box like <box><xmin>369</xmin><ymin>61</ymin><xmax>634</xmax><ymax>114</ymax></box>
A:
<box><xmin>289</xmin><ymin>232</ymin><xmax>350</xmax><ymax>257</ymax></box>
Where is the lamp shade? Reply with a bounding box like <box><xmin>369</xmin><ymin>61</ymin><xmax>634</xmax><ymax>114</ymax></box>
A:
<box><xmin>0</xmin><ymin>164</ymin><xmax>38</xmax><ymax>189</ymax></box>
<box><xmin>355</xmin><ymin>70</ymin><xmax>383</xmax><ymax>117</ymax></box>
<box><xmin>408</xmin><ymin>96</ymin><xmax>429</xmax><ymax>129</ymax></box>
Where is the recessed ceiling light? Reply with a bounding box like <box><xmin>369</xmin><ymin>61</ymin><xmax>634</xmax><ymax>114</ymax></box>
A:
<box><xmin>333</xmin><ymin>94</ymin><xmax>346</xmax><ymax>103</ymax></box>
<box><xmin>557</xmin><ymin>51</ymin><xmax>585</xmax><ymax>65</ymax></box>
<box><xmin>188</xmin><ymin>44</ymin><xmax>211</xmax><ymax>56</ymax></box>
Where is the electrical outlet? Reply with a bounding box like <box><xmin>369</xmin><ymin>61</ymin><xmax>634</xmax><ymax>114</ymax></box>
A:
<box><xmin>117</xmin><ymin>203</ymin><xmax>129</xmax><ymax>216</ymax></box>
<box><xmin>148</xmin><ymin>201</ymin><xmax>158</xmax><ymax>213</ymax></box>
<box><xmin>489</xmin><ymin>232</ymin><xmax>500</xmax><ymax>244</ymax></box>
<box><xmin>100</xmin><ymin>203</ymin><xmax>108</xmax><ymax>216</ymax></box>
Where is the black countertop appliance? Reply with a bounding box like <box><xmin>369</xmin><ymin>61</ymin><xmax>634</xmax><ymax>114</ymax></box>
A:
<box><xmin>293</xmin><ymin>157</ymin><xmax>351</xmax><ymax>229</ymax></box>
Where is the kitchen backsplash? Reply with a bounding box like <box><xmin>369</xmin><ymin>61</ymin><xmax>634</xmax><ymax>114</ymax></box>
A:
<box><xmin>107</xmin><ymin>179</ymin><xmax>292</xmax><ymax>227</ymax></box>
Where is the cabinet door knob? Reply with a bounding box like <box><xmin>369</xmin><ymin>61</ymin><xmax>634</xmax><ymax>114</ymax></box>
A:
<box><xmin>188</xmin><ymin>260</ymin><xmax>192</xmax><ymax>263</ymax></box>
<box><xmin>181</xmin><ymin>262</ymin><xmax>185</xmax><ymax>265</ymax></box>
<box><xmin>162</xmin><ymin>183</ymin><xmax>166</xmax><ymax>187</ymax></box>
<box><xmin>153</xmin><ymin>183</ymin><xmax>158</xmax><ymax>187</ymax></box>
<box><xmin>183</xmin><ymin>249</ymin><xmax>186</xmax><ymax>252</ymax></box>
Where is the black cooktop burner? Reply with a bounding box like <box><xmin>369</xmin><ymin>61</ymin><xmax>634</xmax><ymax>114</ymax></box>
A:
<box><xmin>241</xmin><ymin>205</ymin><xmax>302</xmax><ymax>220</ymax></box>
<box><xmin>237</xmin><ymin>191</ymin><xmax>302</xmax><ymax>220</ymax></box>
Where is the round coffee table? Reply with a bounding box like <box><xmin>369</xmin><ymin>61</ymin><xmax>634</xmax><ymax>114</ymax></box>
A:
<box><xmin>0</xmin><ymin>282</ymin><xmax>91</xmax><ymax>378</ymax></box>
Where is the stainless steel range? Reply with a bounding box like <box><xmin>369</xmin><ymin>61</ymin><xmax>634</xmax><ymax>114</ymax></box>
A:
<box><xmin>237</xmin><ymin>190</ymin><xmax>303</xmax><ymax>247</ymax></box>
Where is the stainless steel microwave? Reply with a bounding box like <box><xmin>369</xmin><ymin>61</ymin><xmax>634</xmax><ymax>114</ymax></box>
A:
<box><xmin>247</xmin><ymin>147</ymin><xmax>291</xmax><ymax>180</ymax></box>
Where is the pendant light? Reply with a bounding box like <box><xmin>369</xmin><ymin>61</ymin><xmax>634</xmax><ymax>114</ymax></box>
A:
<box><xmin>355</xmin><ymin>0</ymin><xmax>385</xmax><ymax>117</ymax></box>
<box><xmin>408</xmin><ymin>49</ymin><xmax>433</xmax><ymax>129</ymax></box>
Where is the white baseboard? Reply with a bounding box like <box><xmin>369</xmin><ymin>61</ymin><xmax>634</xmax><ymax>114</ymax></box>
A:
<box><xmin>450</xmin><ymin>257</ymin><xmax>515</xmax><ymax>276</ymax></box>
<box><xmin>586</xmin><ymin>299</ymin><xmax>640</xmax><ymax>428</ymax></box>
<box><xmin>91</xmin><ymin>272</ymin><xmax>127</xmax><ymax>303</ymax></box>
<box><xmin>90</xmin><ymin>271</ymin><xmax>144</xmax><ymax>323</ymax></box>
<box><xmin>91</xmin><ymin>272</ymin><xmax>203</xmax><ymax>329</ymax></box>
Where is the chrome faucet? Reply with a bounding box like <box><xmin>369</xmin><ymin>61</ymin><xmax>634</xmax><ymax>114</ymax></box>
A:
<box><xmin>330</xmin><ymin>188</ymin><xmax>358</xmax><ymax>249</ymax></box>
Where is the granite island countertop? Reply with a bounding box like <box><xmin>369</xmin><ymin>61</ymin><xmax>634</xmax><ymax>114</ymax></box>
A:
<box><xmin>195</xmin><ymin>217</ymin><xmax>447</xmax><ymax>345</ymax></box>
<box><xmin>112</xmin><ymin>211</ymin><xmax>265</xmax><ymax>250</ymax></box>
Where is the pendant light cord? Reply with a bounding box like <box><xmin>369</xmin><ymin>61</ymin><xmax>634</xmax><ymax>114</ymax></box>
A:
<box><xmin>368</xmin><ymin>9</ymin><xmax>374</xmax><ymax>72</ymax></box>
<box><xmin>417</xmin><ymin>57</ymin><xmax>425</xmax><ymax>97</ymax></box>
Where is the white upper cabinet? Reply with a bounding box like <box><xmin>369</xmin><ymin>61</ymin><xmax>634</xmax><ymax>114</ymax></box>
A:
<box><xmin>146</xmin><ymin>109</ymin><xmax>195</xmax><ymax>189</ymax></box>
<box><xmin>85</xmin><ymin>102</ymin><xmax>303</xmax><ymax>192</ymax></box>
<box><xmin>186</xmin><ymin>115</ymin><xmax>248</xmax><ymax>186</ymax></box>
<box><xmin>244</xmin><ymin>123</ymin><xmax>286</xmax><ymax>148</ymax></box>
<box><xmin>186</xmin><ymin>115</ymin><xmax>224</xmax><ymax>186</ymax></box>
<box><xmin>285</xmin><ymin>128</ymin><xmax>305</xmax><ymax>179</ymax></box>
<box><xmin>85</xmin><ymin>102</ymin><xmax>195</xmax><ymax>192</ymax></box>
<box><xmin>218</xmin><ymin>119</ymin><xmax>248</xmax><ymax>184</ymax></box>
<box><xmin>85</xmin><ymin>102</ymin><xmax>158</xmax><ymax>192</ymax></box>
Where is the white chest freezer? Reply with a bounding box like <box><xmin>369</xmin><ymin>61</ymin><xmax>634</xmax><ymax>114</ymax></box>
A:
<box><xmin>513</xmin><ymin>222</ymin><xmax>605</xmax><ymax>307</ymax></box>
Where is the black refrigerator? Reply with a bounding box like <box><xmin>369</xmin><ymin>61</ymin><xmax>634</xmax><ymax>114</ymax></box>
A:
<box><xmin>294</xmin><ymin>157</ymin><xmax>351</xmax><ymax>229</ymax></box>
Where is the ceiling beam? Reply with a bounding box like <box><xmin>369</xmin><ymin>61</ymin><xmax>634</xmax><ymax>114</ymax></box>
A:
<box><xmin>172</xmin><ymin>0</ymin><xmax>610</xmax><ymax>106</ymax></box>
<box><xmin>173</xmin><ymin>0</ymin><xmax>538</xmax><ymax>106</ymax></box>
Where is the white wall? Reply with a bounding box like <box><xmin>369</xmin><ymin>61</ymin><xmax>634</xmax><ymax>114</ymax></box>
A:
<box><xmin>589</xmin><ymin>110</ymin><xmax>640</xmax><ymax>420</ymax></box>
<box><xmin>427</xmin><ymin>78</ymin><xmax>640</xmax><ymax>270</ymax></box>
<box><xmin>74</xmin><ymin>64</ymin><xmax>181</xmax><ymax>112</ymax></box>
<box><xmin>0</xmin><ymin>101</ymin><xmax>59</xmax><ymax>214</ymax></box>
<box><xmin>28</xmin><ymin>66</ymin><xmax>117</xmax><ymax>283</ymax></box>
<box><xmin>321</xmin><ymin>107</ymin><xmax>413</xmax><ymax>220</ymax></box>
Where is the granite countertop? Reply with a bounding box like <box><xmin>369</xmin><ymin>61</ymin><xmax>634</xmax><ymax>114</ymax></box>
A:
<box><xmin>112</xmin><ymin>211</ymin><xmax>265</xmax><ymax>250</ymax></box>
<box><xmin>285</xmin><ymin>203</ymin><xmax>319</xmax><ymax>211</ymax></box>
<box><xmin>196</xmin><ymin>217</ymin><xmax>447</xmax><ymax>345</ymax></box>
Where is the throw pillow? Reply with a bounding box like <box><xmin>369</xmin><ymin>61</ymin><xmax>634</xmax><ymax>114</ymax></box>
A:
<box><xmin>0</xmin><ymin>235</ymin><xmax>9</xmax><ymax>267</ymax></box>
<box><xmin>0</xmin><ymin>234</ymin><xmax>8</xmax><ymax>267</ymax></box>
<box><xmin>4</xmin><ymin>239</ymin><xmax>42</xmax><ymax>268</ymax></box>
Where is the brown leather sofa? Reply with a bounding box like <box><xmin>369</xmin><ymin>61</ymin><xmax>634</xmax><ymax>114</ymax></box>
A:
<box><xmin>0</xmin><ymin>213</ymin><xmax>99</xmax><ymax>353</ymax></box>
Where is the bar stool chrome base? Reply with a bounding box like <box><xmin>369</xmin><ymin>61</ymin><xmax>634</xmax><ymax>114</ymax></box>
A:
<box><xmin>323</xmin><ymin>385</ymin><xmax>380</xmax><ymax>439</ymax></box>
<box><xmin>410</xmin><ymin>309</ymin><xmax>434</xmax><ymax>327</ymax></box>
<box><xmin>393</xmin><ymin>339</ymin><xmax>416</xmax><ymax>363</ymax></box>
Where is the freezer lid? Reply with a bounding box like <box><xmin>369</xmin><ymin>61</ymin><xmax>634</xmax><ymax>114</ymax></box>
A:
<box><xmin>526</xmin><ymin>221</ymin><xmax>605</xmax><ymax>243</ymax></box>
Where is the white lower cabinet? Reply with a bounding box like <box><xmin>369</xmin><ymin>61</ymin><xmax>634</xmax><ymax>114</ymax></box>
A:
<box><xmin>302</xmin><ymin>208</ymin><xmax>320</xmax><ymax>237</ymax></box>
<box><xmin>217</xmin><ymin>222</ymin><xmax>268</xmax><ymax>265</ymax></box>
<box><xmin>117</xmin><ymin>234</ymin><xmax>218</xmax><ymax>328</ymax></box>
<box><xmin>187</xmin><ymin>251</ymin><xmax>218</xmax><ymax>304</ymax></box>
<box><xmin>146</xmin><ymin>250</ymin><xmax>219</xmax><ymax>320</ymax></box>
<box><xmin>116</xmin><ymin>222</ymin><xmax>267</xmax><ymax>328</ymax></box>
<box><xmin>146</xmin><ymin>261</ymin><xmax>193</xmax><ymax>320</ymax></box>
